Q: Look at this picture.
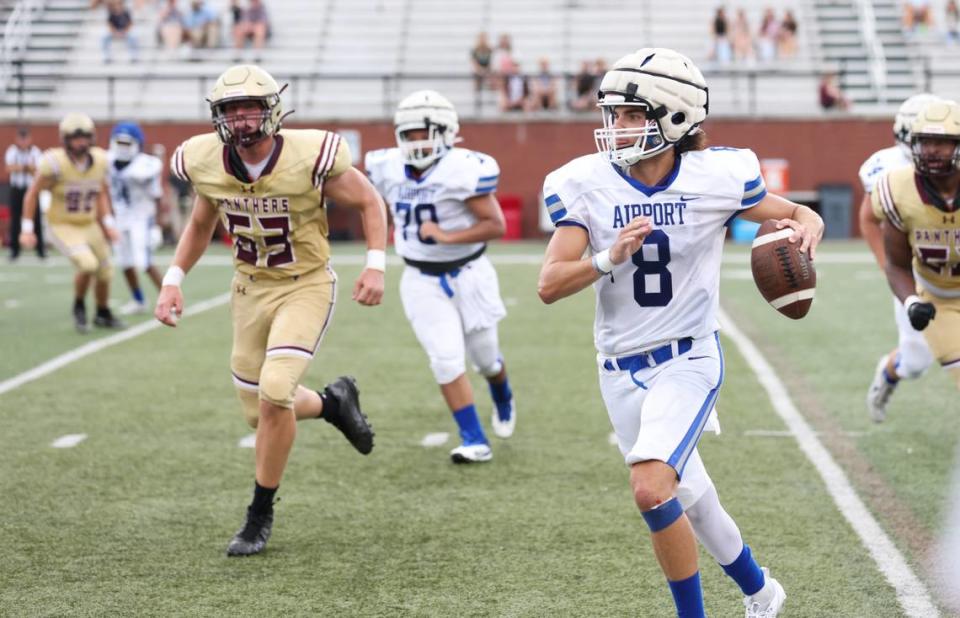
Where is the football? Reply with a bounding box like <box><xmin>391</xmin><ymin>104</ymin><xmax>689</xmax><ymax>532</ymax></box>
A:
<box><xmin>750</xmin><ymin>219</ymin><xmax>817</xmax><ymax>319</ymax></box>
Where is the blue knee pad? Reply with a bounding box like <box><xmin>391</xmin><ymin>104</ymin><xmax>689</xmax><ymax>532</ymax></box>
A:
<box><xmin>642</xmin><ymin>496</ymin><xmax>683</xmax><ymax>532</ymax></box>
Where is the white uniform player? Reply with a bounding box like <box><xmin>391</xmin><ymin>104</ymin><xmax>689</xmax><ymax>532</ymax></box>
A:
<box><xmin>860</xmin><ymin>94</ymin><xmax>940</xmax><ymax>421</ymax></box>
<box><xmin>107</xmin><ymin>122</ymin><xmax>165</xmax><ymax>314</ymax></box>
<box><xmin>539</xmin><ymin>48</ymin><xmax>823</xmax><ymax>618</ymax></box>
<box><xmin>365</xmin><ymin>90</ymin><xmax>516</xmax><ymax>464</ymax></box>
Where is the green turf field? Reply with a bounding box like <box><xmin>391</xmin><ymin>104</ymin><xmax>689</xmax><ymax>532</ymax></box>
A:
<box><xmin>0</xmin><ymin>241</ymin><xmax>955</xmax><ymax>617</ymax></box>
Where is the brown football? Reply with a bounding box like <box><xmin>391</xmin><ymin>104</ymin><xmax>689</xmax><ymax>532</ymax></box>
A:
<box><xmin>750</xmin><ymin>219</ymin><xmax>816</xmax><ymax>319</ymax></box>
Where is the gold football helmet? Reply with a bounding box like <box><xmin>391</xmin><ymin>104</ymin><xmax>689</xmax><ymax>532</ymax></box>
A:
<box><xmin>910</xmin><ymin>99</ymin><xmax>960</xmax><ymax>176</ymax></box>
<box><xmin>59</xmin><ymin>112</ymin><xmax>95</xmax><ymax>139</ymax></box>
<box><xmin>208</xmin><ymin>65</ymin><xmax>286</xmax><ymax>146</ymax></box>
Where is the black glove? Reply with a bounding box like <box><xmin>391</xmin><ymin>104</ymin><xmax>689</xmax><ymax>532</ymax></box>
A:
<box><xmin>907</xmin><ymin>300</ymin><xmax>936</xmax><ymax>331</ymax></box>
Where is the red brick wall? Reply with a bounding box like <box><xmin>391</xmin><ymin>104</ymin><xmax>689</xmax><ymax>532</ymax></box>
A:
<box><xmin>0</xmin><ymin>117</ymin><xmax>893</xmax><ymax>237</ymax></box>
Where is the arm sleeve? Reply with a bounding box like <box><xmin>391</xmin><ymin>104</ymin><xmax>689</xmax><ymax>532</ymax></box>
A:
<box><xmin>312</xmin><ymin>133</ymin><xmax>351</xmax><ymax>187</ymax></box>
<box><xmin>542</xmin><ymin>168</ymin><xmax>587</xmax><ymax>230</ymax></box>
<box><xmin>734</xmin><ymin>149</ymin><xmax>766</xmax><ymax>210</ymax></box>
<box><xmin>170</xmin><ymin>141</ymin><xmax>190</xmax><ymax>183</ymax></box>
<box><xmin>871</xmin><ymin>172</ymin><xmax>905</xmax><ymax>231</ymax></box>
<box><xmin>446</xmin><ymin>152</ymin><xmax>500</xmax><ymax>201</ymax></box>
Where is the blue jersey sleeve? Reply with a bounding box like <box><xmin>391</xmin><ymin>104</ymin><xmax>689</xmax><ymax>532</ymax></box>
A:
<box><xmin>542</xmin><ymin>167</ymin><xmax>587</xmax><ymax>230</ymax></box>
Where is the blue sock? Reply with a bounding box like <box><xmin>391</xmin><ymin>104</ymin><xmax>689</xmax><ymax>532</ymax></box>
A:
<box><xmin>452</xmin><ymin>404</ymin><xmax>487</xmax><ymax>446</ymax></box>
<box><xmin>132</xmin><ymin>287</ymin><xmax>144</xmax><ymax>304</ymax></box>
<box><xmin>721</xmin><ymin>544</ymin><xmax>765</xmax><ymax>596</ymax></box>
<box><xmin>667</xmin><ymin>571</ymin><xmax>705</xmax><ymax>618</ymax></box>
<box><xmin>488</xmin><ymin>375</ymin><xmax>513</xmax><ymax>421</ymax></box>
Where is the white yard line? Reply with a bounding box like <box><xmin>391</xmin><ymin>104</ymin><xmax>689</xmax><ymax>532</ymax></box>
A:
<box><xmin>238</xmin><ymin>433</ymin><xmax>256</xmax><ymax>449</ymax></box>
<box><xmin>50</xmin><ymin>433</ymin><xmax>87</xmax><ymax>448</ymax></box>
<box><xmin>719</xmin><ymin>308</ymin><xmax>940</xmax><ymax>618</ymax></box>
<box><xmin>0</xmin><ymin>293</ymin><xmax>230</xmax><ymax>397</ymax></box>
<box><xmin>420</xmin><ymin>432</ymin><xmax>450</xmax><ymax>447</ymax></box>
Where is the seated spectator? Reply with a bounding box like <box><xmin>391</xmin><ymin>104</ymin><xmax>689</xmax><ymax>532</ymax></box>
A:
<box><xmin>731</xmin><ymin>8</ymin><xmax>755</xmax><ymax>63</ymax></box>
<box><xmin>499</xmin><ymin>61</ymin><xmax>530</xmax><ymax>112</ymax></box>
<box><xmin>491</xmin><ymin>34</ymin><xmax>515</xmax><ymax>79</ymax></box>
<box><xmin>233</xmin><ymin>0</ymin><xmax>269</xmax><ymax>60</ymax></box>
<box><xmin>946</xmin><ymin>0</ymin><xmax>959</xmax><ymax>43</ymax></box>
<box><xmin>819</xmin><ymin>72</ymin><xmax>850</xmax><ymax>111</ymax></box>
<box><xmin>470</xmin><ymin>32</ymin><xmax>493</xmax><ymax>92</ymax></box>
<box><xmin>186</xmin><ymin>0</ymin><xmax>220</xmax><ymax>49</ymax></box>
<box><xmin>757</xmin><ymin>7</ymin><xmax>779</xmax><ymax>62</ymax></box>
<box><xmin>157</xmin><ymin>0</ymin><xmax>185</xmax><ymax>52</ymax></box>
<box><xmin>101</xmin><ymin>0</ymin><xmax>139</xmax><ymax>63</ymax></box>
<box><xmin>711</xmin><ymin>6</ymin><xmax>732</xmax><ymax>65</ymax></box>
<box><xmin>778</xmin><ymin>9</ymin><xmax>798</xmax><ymax>58</ymax></box>
<box><xmin>903</xmin><ymin>0</ymin><xmax>933</xmax><ymax>35</ymax></box>
<box><xmin>530</xmin><ymin>57</ymin><xmax>558</xmax><ymax>111</ymax></box>
<box><xmin>569</xmin><ymin>60</ymin><xmax>596</xmax><ymax>112</ymax></box>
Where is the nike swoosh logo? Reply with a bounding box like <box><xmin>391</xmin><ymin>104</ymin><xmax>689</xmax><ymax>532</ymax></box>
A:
<box><xmin>688</xmin><ymin>356</ymin><xmax>710</xmax><ymax>361</ymax></box>
<box><xmin>680</xmin><ymin>196</ymin><xmax>701</xmax><ymax>201</ymax></box>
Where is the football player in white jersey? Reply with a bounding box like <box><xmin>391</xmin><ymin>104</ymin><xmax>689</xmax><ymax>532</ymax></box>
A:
<box><xmin>538</xmin><ymin>48</ymin><xmax>823</xmax><ymax>618</ymax></box>
<box><xmin>107</xmin><ymin>122</ymin><xmax>165</xmax><ymax>315</ymax></box>
<box><xmin>860</xmin><ymin>94</ymin><xmax>940</xmax><ymax>421</ymax></box>
<box><xmin>365</xmin><ymin>90</ymin><xmax>515</xmax><ymax>464</ymax></box>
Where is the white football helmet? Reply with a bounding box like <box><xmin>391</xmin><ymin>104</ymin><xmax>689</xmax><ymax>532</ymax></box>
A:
<box><xmin>894</xmin><ymin>93</ymin><xmax>941</xmax><ymax>154</ymax></box>
<box><xmin>394</xmin><ymin>90</ymin><xmax>459</xmax><ymax>169</ymax></box>
<box><xmin>594</xmin><ymin>48</ymin><xmax>708</xmax><ymax>167</ymax></box>
<box><xmin>910</xmin><ymin>99</ymin><xmax>960</xmax><ymax>176</ymax></box>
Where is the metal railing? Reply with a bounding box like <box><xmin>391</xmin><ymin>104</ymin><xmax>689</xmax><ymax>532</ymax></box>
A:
<box><xmin>2</xmin><ymin>66</ymin><xmax>843</xmax><ymax>120</ymax></box>
<box><xmin>854</xmin><ymin>0</ymin><xmax>888</xmax><ymax>101</ymax></box>
<box><xmin>0</xmin><ymin>0</ymin><xmax>44</xmax><ymax>97</ymax></box>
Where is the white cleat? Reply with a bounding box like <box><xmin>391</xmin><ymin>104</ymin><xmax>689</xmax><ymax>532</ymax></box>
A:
<box><xmin>118</xmin><ymin>300</ymin><xmax>147</xmax><ymax>316</ymax></box>
<box><xmin>450</xmin><ymin>443</ymin><xmax>492</xmax><ymax>464</ymax></box>
<box><xmin>866</xmin><ymin>355</ymin><xmax>897</xmax><ymax>423</ymax></box>
<box><xmin>491</xmin><ymin>400</ymin><xmax>516</xmax><ymax>439</ymax></box>
<box><xmin>744</xmin><ymin>567</ymin><xmax>786</xmax><ymax>618</ymax></box>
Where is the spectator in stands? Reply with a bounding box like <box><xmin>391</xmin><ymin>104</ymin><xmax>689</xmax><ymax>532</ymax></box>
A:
<box><xmin>903</xmin><ymin>0</ymin><xmax>933</xmax><ymax>35</ymax></box>
<box><xmin>499</xmin><ymin>60</ymin><xmax>531</xmax><ymax>112</ymax></box>
<box><xmin>731</xmin><ymin>8</ymin><xmax>755</xmax><ymax>63</ymax></box>
<box><xmin>470</xmin><ymin>32</ymin><xmax>493</xmax><ymax>92</ymax></box>
<box><xmin>819</xmin><ymin>72</ymin><xmax>850</xmax><ymax>111</ymax></box>
<box><xmin>491</xmin><ymin>34</ymin><xmax>515</xmax><ymax>78</ymax></box>
<box><xmin>569</xmin><ymin>60</ymin><xmax>596</xmax><ymax>112</ymax></box>
<box><xmin>757</xmin><ymin>7</ymin><xmax>779</xmax><ymax>62</ymax></box>
<box><xmin>4</xmin><ymin>127</ymin><xmax>45</xmax><ymax>261</ymax></box>
<box><xmin>157</xmin><ymin>0</ymin><xmax>185</xmax><ymax>53</ymax></box>
<box><xmin>186</xmin><ymin>0</ymin><xmax>221</xmax><ymax>49</ymax></box>
<box><xmin>530</xmin><ymin>57</ymin><xmax>558</xmax><ymax>111</ymax></box>
<box><xmin>102</xmin><ymin>0</ymin><xmax>139</xmax><ymax>63</ymax></box>
<box><xmin>778</xmin><ymin>9</ymin><xmax>798</xmax><ymax>58</ymax></box>
<box><xmin>945</xmin><ymin>0</ymin><xmax>959</xmax><ymax>43</ymax></box>
<box><xmin>233</xmin><ymin>0</ymin><xmax>270</xmax><ymax>61</ymax></box>
<box><xmin>710</xmin><ymin>6</ymin><xmax>732</xmax><ymax>65</ymax></box>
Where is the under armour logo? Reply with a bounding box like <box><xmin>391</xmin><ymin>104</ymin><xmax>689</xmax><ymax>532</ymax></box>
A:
<box><xmin>239</xmin><ymin>185</ymin><xmax>255</xmax><ymax>194</ymax></box>
<box><xmin>235</xmin><ymin>284</ymin><xmax>247</xmax><ymax>295</ymax></box>
<box><xmin>944</xmin><ymin>215</ymin><xmax>956</xmax><ymax>224</ymax></box>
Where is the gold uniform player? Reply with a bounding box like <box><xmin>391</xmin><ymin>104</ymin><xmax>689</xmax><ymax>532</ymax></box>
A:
<box><xmin>875</xmin><ymin>99</ymin><xmax>960</xmax><ymax>393</ymax></box>
<box><xmin>155</xmin><ymin>65</ymin><xmax>388</xmax><ymax>557</ymax></box>
<box><xmin>19</xmin><ymin>113</ymin><xmax>125</xmax><ymax>332</ymax></box>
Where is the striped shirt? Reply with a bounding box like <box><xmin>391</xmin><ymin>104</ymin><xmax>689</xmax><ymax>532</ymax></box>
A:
<box><xmin>5</xmin><ymin>144</ymin><xmax>42</xmax><ymax>189</ymax></box>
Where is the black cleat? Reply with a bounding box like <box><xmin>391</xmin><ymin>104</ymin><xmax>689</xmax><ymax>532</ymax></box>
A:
<box><xmin>226</xmin><ymin>507</ymin><xmax>273</xmax><ymax>557</ymax></box>
<box><xmin>73</xmin><ymin>304</ymin><xmax>90</xmax><ymax>334</ymax></box>
<box><xmin>321</xmin><ymin>376</ymin><xmax>374</xmax><ymax>455</ymax></box>
<box><xmin>93</xmin><ymin>309</ymin><xmax>125</xmax><ymax>330</ymax></box>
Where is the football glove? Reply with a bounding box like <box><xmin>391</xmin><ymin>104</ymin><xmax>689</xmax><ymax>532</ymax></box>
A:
<box><xmin>906</xmin><ymin>296</ymin><xmax>936</xmax><ymax>331</ymax></box>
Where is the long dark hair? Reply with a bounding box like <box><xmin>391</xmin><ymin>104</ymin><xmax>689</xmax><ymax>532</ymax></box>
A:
<box><xmin>676</xmin><ymin>130</ymin><xmax>709</xmax><ymax>154</ymax></box>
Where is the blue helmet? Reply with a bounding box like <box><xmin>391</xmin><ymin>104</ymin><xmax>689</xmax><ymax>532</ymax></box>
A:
<box><xmin>109</xmin><ymin>121</ymin><xmax>145</xmax><ymax>161</ymax></box>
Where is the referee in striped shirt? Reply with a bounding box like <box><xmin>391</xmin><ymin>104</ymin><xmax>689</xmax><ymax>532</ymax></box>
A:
<box><xmin>5</xmin><ymin>126</ymin><xmax>44</xmax><ymax>260</ymax></box>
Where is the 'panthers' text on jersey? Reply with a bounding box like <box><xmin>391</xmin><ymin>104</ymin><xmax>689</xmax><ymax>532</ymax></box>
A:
<box><xmin>107</xmin><ymin>152</ymin><xmax>163</xmax><ymax>221</ymax></box>
<box><xmin>364</xmin><ymin>147</ymin><xmax>499</xmax><ymax>263</ymax></box>
<box><xmin>544</xmin><ymin>148</ymin><xmax>765</xmax><ymax>356</ymax></box>
<box><xmin>171</xmin><ymin>129</ymin><xmax>350</xmax><ymax>280</ymax></box>
<box><xmin>873</xmin><ymin>167</ymin><xmax>960</xmax><ymax>298</ymax></box>
<box><xmin>858</xmin><ymin>145</ymin><xmax>912</xmax><ymax>194</ymax></box>
<box><xmin>37</xmin><ymin>147</ymin><xmax>109</xmax><ymax>226</ymax></box>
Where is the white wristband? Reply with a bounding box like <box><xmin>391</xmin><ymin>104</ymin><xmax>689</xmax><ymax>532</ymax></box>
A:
<box><xmin>21</xmin><ymin>219</ymin><xmax>34</xmax><ymax>234</ymax></box>
<box><xmin>365</xmin><ymin>249</ymin><xmax>386</xmax><ymax>272</ymax></box>
<box><xmin>162</xmin><ymin>265</ymin><xmax>185</xmax><ymax>288</ymax></box>
<box><xmin>102</xmin><ymin>214</ymin><xmax>116</xmax><ymax>229</ymax></box>
<box><xmin>904</xmin><ymin>294</ymin><xmax>922</xmax><ymax>310</ymax></box>
<box><xmin>593</xmin><ymin>248</ymin><xmax>614</xmax><ymax>275</ymax></box>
